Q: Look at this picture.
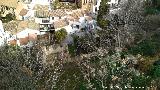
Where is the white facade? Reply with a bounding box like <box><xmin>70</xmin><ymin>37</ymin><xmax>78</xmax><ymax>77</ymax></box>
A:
<box><xmin>0</xmin><ymin>20</ymin><xmax>11</xmax><ymax>46</ymax></box>
<box><xmin>0</xmin><ymin>20</ymin><xmax>5</xmax><ymax>46</ymax></box>
<box><xmin>108</xmin><ymin>0</ymin><xmax>121</xmax><ymax>14</ymax></box>
<box><xmin>93</xmin><ymin>0</ymin><xmax>101</xmax><ymax>14</ymax></box>
<box><xmin>108</xmin><ymin>0</ymin><xmax>119</xmax><ymax>5</ymax></box>
<box><xmin>31</xmin><ymin>0</ymin><xmax>51</xmax><ymax>5</ymax></box>
<box><xmin>35</xmin><ymin>17</ymin><xmax>59</xmax><ymax>24</ymax></box>
<box><xmin>0</xmin><ymin>20</ymin><xmax>4</xmax><ymax>35</ymax></box>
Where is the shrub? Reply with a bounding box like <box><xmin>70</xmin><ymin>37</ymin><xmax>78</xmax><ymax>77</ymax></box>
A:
<box><xmin>0</xmin><ymin>45</ymin><xmax>35</xmax><ymax>89</ymax></box>
<box><xmin>145</xmin><ymin>0</ymin><xmax>160</xmax><ymax>15</ymax></box>
<box><xmin>55</xmin><ymin>28</ymin><xmax>67</xmax><ymax>43</ymax></box>
<box><xmin>68</xmin><ymin>44</ymin><xmax>76</xmax><ymax>56</ymax></box>
<box><xmin>131</xmin><ymin>75</ymin><xmax>152</xmax><ymax>88</ymax></box>
<box><xmin>97</xmin><ymin>0</ymin><xmax>109</xmax><ymax>29</ymax></box>
<box><xmin>147</xmin><ymin>64</ymin><xmax>160</xmax><ymax>78</ymax></box>
<box><xmin>128</xmin><ymin>39</ymin><xmax>160</xmax><ymax>56</ymax></box>
<box><xmin>0</xmin><ymin>13</ymin><xmax>16</xmax><ymax>23</ymax></box>
<box><xmin>129</xmin><ymin>40</ymin><xmax>155</xmax><ymax>56</ymax></box>
<box><xmin>145</xmin><ymin>7</ymin><xmax>159</xmax><ymax>15</ymax></box>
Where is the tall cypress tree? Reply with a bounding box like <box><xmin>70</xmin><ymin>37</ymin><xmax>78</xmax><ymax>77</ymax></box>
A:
<box><xmin>97</xmin><ymin>0</ymin><xmax>109</xmax><ymax>29</ymax></box>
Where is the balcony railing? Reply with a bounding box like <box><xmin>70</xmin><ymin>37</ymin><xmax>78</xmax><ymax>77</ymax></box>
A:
<box><xmin>42</xmin><ymin>20</ymin><xmax>50</xmax><ymax>23</ymax></box>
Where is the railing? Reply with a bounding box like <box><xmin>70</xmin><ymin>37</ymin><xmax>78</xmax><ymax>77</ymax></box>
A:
<box><xmin>42</xmin><ymin>20</ymin><xmax>50</xmax><ymax>23</ymax></box>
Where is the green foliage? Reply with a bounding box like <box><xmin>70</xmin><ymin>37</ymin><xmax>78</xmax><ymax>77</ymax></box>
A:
<box><xmin>131</xmin><ymin>75</ymin><xmax>152</xmax><ymax>88</ymax></box>
<box><xmin>148</xmin><ymin>65</ymin><xmax>160</xmax><ymax>78</ymax></box>
<box><xmin>97</xmin><ymin>0</ymin><xmax>109</xmax><ymax>29</ymax></box>
<box><xmin>55</xmin><ymin>28</ymin><xmax>67</xmax><ymax>43</ymax></box>
<box><xmin>129</xmin><ymin>32</ymin><xmax>160</xmax><ymax>56</ymax></box>
<box><xmin>79</xmin><ymin>83</ymin><xmax>87</xmax><ymax>90</ymax></box>
<box><xmin>68</xmin><ymin>34</ymin><xmax>97</xmax><ymax>56</ymax></box>
<box><xmin>0</xmin><ymin>13</ymin><xmax>16</xmax><ymax>23</ymax></box>
<box><xmin>0</xmin><ymin>45</ymin><xmax>35</xmax><ymax>89</ymax></box>
<box><xmin>52</xmin><ymin>0</ymin><xmax>63</xmax><ymax>9</ymax></box>
<box><xmin>145</xmin><ymin>7</ymin><xmax>159</xmax><ymax>15</ymax></box>
<box><xmin>53</xmin><ymin>62</ymin><xmax>87</xmax><ymax>89</ymax></box>
<box><xmin>145</xmin><ymin>0</ymin><xmax>160</xmax><ymax>15</ymax></box>
<box><xmin>68</xmin><ymin>44</ymin><xmax>76</xmax><ymax>56</ymax></box>
<box><xmin>128</xmin><ymin>38</ymin><xmax>160</xmax><ymax>56</ymax></box>
<box><xmin>97</xmin><ymin>18</ymin><xmax>109</xmax><ymax>29</ymax></box>
<box><xmin>67</xmin><ymin>35</ymin><xmax>79</xmax><ymax>56</ymax></box>
<box><xmin>153</xmin><ymin>65</ymin><xmax>160</xmax><ymax>78</ymax></box>
<box><xmin>90</xmin><ymin>78</ymin><xmax>103</xmax><ymax>90</ymax></box>
<box><xmin>52</xmin><ymin>0</ymin><xmax>78</xmax><ymax>9</ymax></box>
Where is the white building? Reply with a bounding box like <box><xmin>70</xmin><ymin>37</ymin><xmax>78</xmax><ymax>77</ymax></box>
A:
<box><xmin>22</xmin><ymin>0</ymin><xmax>51</xmax><ymax>5</ymax></box>
<box><xmin>108</xmin><ymin>0</ymin><xmax>120</xmax><ymax>5</ymax></box>
<box><xmin>93</xmin><ymin>0</ymin><xmax>101</xmax><ymax>14</ymax></box>
<box><xmin>107</xmin><ymin>0</ymin><xmax>121</xmax><ymax>14</ymax></box>
<box><xmin>0</xmin><ymin>20</ymin><xmax>4</xmax><ymax>36</ymax></box>
<box><xmin>31</xmin><ymin>0</ymin><xmax>51</xmax><ymax>5</ymax></box>
<box><xmin>0</xmin><ymin>20</ymin><xmax>11</xmax><ymax>46</ymax></box>
<box><xmin>0</xmin><ymin>20</ymin><xmax>5</xmax><ymax>46</ymax></box>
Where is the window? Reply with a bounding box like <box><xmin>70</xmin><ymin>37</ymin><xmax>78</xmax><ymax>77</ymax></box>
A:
<box><xmin>89</xmin><ymin>0</ymin><xmax>92</xmax><ymax>3</ymax></box>
<box><xmin>42</xmin><ymin>20</ymin><xmax>49</xmax><ymax>23</ymax></box>
<box><xmin>73</xmin><ymin>25</ymin><xmax>76</xmax><ymax>28</ymax></box>
<box><xmin>91</xmin><ymin>25</ymin><xmax>94</xmax><ymax>29</ymax></box>
<box><xmin>71</xmin><ymin>24</ymin><xmax>73</xmax><ymax>29</ymax></box>
<box><xmin>40</xmin><ymin>25</ymin><xmax>43</xmax><ymax>28</ymax></box>
<box><xmin>84</xmin><ymin>0</ymin><xmax>87</xmax><ymax>4</ymax></box>
<box><xmin>76</xmin><ymin>25</ymin><xmax>79</xmax><ymax>29</ymax></box>
<box><xmin>52</xmin><ymin>17</ymin><xmax>54</xmax><ymax>20</ymax></box>
<box><xmin>95</xmin><ymin>7</ymin><xmax>97</xmax><ymax>11</ymax></box>
<box><xmin>86</xmin><ymin>0</ymin><xmax>88</xmax><ymax>3</ymax></box>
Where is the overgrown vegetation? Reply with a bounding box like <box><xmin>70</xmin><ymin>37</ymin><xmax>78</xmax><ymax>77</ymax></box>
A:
<box><xmin>145</xmin><ymin>0</ymin><xmax>160</xmax><ymax>15</ymax></box>
<box><xmin>55</xmin><ymin>28</ymin><xmax>67</xmax><ymax>44</ymax></box>
<box><xmin>128</xmin><ymin>32</ymin><xmax>160</xmax><ymax>56</ymax></box>
<box><xmin>0</xmin><ymin>13</ymin><xmax>16</xmax><ymax>23</ymax></box>
<box><xmin>52</xmin><ymin>0</ymin><xmax>80</xmax><ymax>9</ymax></box>
<box><xmin>1</xmin><ymin>0</ymin><xmax>160</xmax><ymax>89</ymax></box>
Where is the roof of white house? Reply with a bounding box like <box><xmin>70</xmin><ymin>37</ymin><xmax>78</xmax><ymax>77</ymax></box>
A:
<box><xmin>16</xmin><ymin>28</ymin><xmax>40</xmax><ymax>38</ymax></box>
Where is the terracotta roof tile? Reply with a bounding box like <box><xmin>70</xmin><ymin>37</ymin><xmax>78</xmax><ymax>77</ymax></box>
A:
<box><xmin>35</xmin><ymin>10</ymin><xmax>50</xmax><ymax>17</ymax></box>
<box><xmin>4</xmin><ymin>20</ymin><xmax>39</xmax><ymax>35</ymax></box>
<box><xmin>8</xmin><ymin>39</ymin><xmax>17</xmax><ymax>46</ymax></box>
<box><xmin>33</xmin><ymin>4</ymin><xmax>49</xmax><ymax>10</ymax></box>
<box><xmin>19</xmin><ymin>8</ymin><xmax>28</xmax><ymax>16</ymax></box>
<box><xmin>18</xmin><ymin>21</ymin><xmax>28</xmax><ymax>30</ymax></box>
<box><xmin>19</xmin><ymin>37</ymin><xmax>29</xmax><ymax>45</ymax></box>
<box><xmin>50</xmin><ymin>9</ymin><xmax>67</xmax><ymax>17</ymax></box>
<box><xmin>54</xmin><ymin>19</ymin><xmax>68</xmax><ymax>29</ymax></box>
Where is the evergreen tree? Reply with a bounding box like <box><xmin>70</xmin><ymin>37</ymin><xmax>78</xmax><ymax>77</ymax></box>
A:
<box><xmin>97</xmin><ymin>0</ymin><xmax>109</xmax><ymax>29</ymax></box>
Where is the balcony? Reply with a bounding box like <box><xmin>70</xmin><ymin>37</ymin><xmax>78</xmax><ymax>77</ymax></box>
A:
<box><xmin>42</xmin><ymin>20</ymin><xmax>50</xmax><ymax>23</ymax></box>
<box><xmin>40</xmin><ymin>24</ymin><xmax>55</xmax><ymax>32</ymax></box>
